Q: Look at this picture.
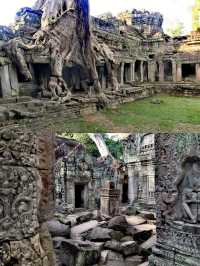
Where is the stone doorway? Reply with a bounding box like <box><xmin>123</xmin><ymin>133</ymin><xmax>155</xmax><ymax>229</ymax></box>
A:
<box><xmin>122</xmin><ymin>175</ymin><xmax>129</xmax><ymax>203</ymax></box>
<box><xmin>164</xmin><ymin>61</ymin><xmax>172</xmax><ymax>81</ymax></box>
<box><xmin>143</xmin><ymin>61</ymin><xmax>148</xmax><ymax>81</ymax></box>
<box><xmin>75</xmin><ymin>184</ymin><xmax>86</xmax><ymax>208</ymax></box>
<box><xmin>135</xmin><ymin>60</ymin><xmax>141</xmax><ymax>81</ymax></box>
<box><xmin>155</xmin><ymin>62</ymin><xmax>159</xmax><ymax>81</ymax></box>
<box><xmin>182</xmin><ymin>63</ymin><xmax>196</xmax><ymax>81</ymax></box>
<box><xmin>124</xmin><ymin>63</ymin><xmax>131</xmax><ymax>83</ymax></box>
<box><xmin>0</xmin><ymin>79</ymin><xmax>2</xmax><ymax>98</ymax></box>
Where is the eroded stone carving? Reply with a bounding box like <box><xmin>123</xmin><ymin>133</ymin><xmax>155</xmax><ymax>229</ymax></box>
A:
<box><xmin>150</xmin><ymin>134</ymin><xmax>200</xmax><ymax>266</ymax></box>
<box><xmin>0</xmin><ymin>127</ymin><xmax>56</xmax><ymax>266</ymax></box>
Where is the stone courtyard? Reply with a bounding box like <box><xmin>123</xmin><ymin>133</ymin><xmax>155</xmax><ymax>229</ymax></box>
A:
<box><xmin>0</xmin><ymin>0</ymin><xmax>200</xmax><ymax>265</ymax></box>
<box><xmin>0</xmin><ymin>0</ymin><xmax>199</xmax><ymax>131</ymax></box>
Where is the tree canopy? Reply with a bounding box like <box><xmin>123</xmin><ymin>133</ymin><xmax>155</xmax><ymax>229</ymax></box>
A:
<box><xmin>166</xmin><ymin>22</ymin><xmax>185</xmax><ymax>37</ymax></box>
<box><xmin>61</xmin><ymin>133</ymin><xmax>123</xmax><ymax>160</ymax></box>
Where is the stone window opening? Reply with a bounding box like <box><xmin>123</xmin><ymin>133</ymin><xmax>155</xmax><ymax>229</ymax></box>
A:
<box><xmin>182</xmin><ymin>63</ymin><xmax>196</xmax><ymax>81</ymax></box>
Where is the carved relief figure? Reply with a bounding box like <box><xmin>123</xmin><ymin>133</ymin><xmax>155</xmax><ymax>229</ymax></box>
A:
<box><xmin>175</xmin><ymin>156</ymin><xmax>200</xmax><ymax>223</ymax></box>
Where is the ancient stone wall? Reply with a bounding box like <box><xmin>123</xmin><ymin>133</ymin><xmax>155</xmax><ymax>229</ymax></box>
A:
<box><xmin>0</xmin><ymin>127</ymin><xmax>56</xmax><ymax>266</ymax></box>
<box><xmin>149</xmin><ymin>133</ymin><xmax>200</xmax><ymax>266</ymax></box>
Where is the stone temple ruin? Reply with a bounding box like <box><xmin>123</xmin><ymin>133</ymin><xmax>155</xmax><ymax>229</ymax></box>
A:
<box><xmin>0</xmin><ymin>0</ymin><xmax>200</xmax><ymax>127</ymax></box>
<box><xmin>1</xmin><ymin>129</ymin><xmax>200</xmax><ymax>265</ymax></box>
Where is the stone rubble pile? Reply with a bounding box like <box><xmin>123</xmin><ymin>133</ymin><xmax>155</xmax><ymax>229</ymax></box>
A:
<box><xmin>47</xmin><ymin>211</ymin><xmax>156</xmax><ymax>266</ymax></box>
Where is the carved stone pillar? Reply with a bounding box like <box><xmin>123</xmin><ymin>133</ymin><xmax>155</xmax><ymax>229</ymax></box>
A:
<box><xmin>37</xmin><ymin>130</ymin><xmax>55</xmax><ymax>223</ymax></box>
<box><xmin>176</xmin><ymin>63</ymin><xmax>182</xmax><ymax>82</ymax></box>
<box><xmin>149</xmin><ymin>133</ymin><xmax>200</xmax><ymax>266</ymax></box>
<box><xmin>8</xmin><ymin>64</ymin><xmax>19</xmax><ymax>96</ymax></box>
<box><xmin>172</xmin><ymin>60</ymin><xmax>177</xmax><ymax>82</ymax></box>
<box><xmin>127</xmin><ymin>164</ymin><xmax>139</xmax><ymax>205</ymax></box>
<box><xmin>132</xmin><ymin>61</ymin><xmax>136</xmax><ymax>82</ymax></box>
<box><xmin>159</xmin><ymin>61</ymin><xmax>164</xmax><ymax>82</ymax></box>
<box><xmin>0</xmin><ymin>127</ymin><xmax>56</xmax><ymax>266</ymax></box>
<box><xmin>100</xmin><ymin>181</ymin><xmax>120</xmax><ymax>217</ymax></box>
<box><xmin>196</xmin><ymin>63</ymin><xmax>200</xmax><ymax>81</ymax></box>
<box><xmin>148</xmin><ymin>61</ymin><xmax>156</xmax><ymax>82</ymax></box>
<box><xmin>120</xmin><ymin>62</ymin><xmax>125</xmax><ymax>85</ymax></box>
<box><xmin>0</xmin><ymin>64</ymin><xmax>12</xmax><ymax>97</ymax></box>
<box><xmin>140</xmin><ymin>61</ymin><xmax>144</xmax><ymax>82</ymax></box>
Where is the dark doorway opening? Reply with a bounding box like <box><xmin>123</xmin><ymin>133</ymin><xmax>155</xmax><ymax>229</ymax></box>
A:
<box><xmin>135</xmin><ymin>60</ymin><xmax>141</xmax><ymax>82</ymax></box>
<box><xmin>143</xmin><ymin>62</ymin><xmax>148</xmax><ymax>81</ymax></box>
<box><xmin>182</xmin><ymin>64</ymin><xmax>196</xmax><ymax>81</ymax></box>
<box><xmin>0</xmin><ymin>79</ymin><xmax>2</xmax><ymax>98</ymax></box>
<box><xmin>33</xmin><ymin>63</ymin><xmax>51</xmax><ymax>95</ymax></box>
<box><xmin>75</xmin><ymin>184</ymin><xmax>85</xmax><ymax>208</ymax></box>
<box><xmin>164</xmin><ymin>61</ymin><xmax>172</xmax><ymax>81</ymax></box>
<box><xmin>155</xmin><ymin>62</ymin><xmax>159</xmax><ymax>81</ymax></box>
<box><xmin>124</xmin><ymin>63</ymin><xmax>131</xmax><ymax>83</ymax></box>
<box><xmin>122</xmin><ymin>175</ymin><xmax>129</xmax><ymax>203</ymax></box>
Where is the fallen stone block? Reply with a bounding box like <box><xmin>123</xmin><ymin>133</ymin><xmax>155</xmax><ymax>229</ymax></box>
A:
<box><xmin>104</xmin><ymin>240</ymin><xmax>122</xmax><ymax>253</ymax></box>
<box><xmin>105</xmin><ymin>250</ymin><xmax>126</xmax><ymax>266</ymax></box>
<box><xmin>140</xmin><ymin>235</ymin><xmax>156</xmax><ymax>256</ymax></box>
<box><xmin>53</xmin><ymin>237</ymin><xmax>100</xmax><ymax>266</ymax></box>
<box><xmin>108</xmin><ymin>216</ymin><xmax>128</xmax><ymax>232</ymax></box>
<box><xmin>138</xmin><ymin>211</ymin><xmax>155</xmax><ymax>220</ymax></box>
<box><xmin>133</xmin><ymin>224</ymin><xmax>156</xmax><ymax>242</ymax></box>
<box><xmin>125</xmin><ymin>255</ymin><xmax>143</xmax><ymax>266</ymax></box>
<box><xmin>47</xmin><ymin>219</ymin><xmax>70</xmax><ymax>238</ymax></box>
<box><xmin>121</xmin><ymin>241</ymin><xmax>139</xmax><ymax>256</ymax></box>
<box><xmin>71</xmin><ymin>220</ymin><xmax>98</xmax><ymax>240</ymax></box>
<box><xmin>126</xmin><ymin>216</ymin><xmax>146</xmax><ymax>226</ymax></box>
<box><xmin>110</xmin><ymin>230</ymin><xmax>125</xmax><ymax>241</ymax></box>
<box><xmin>86</xmin><ymin>226</ymin><xmax>113</xmax><ymax>242</ymax></box>
<box><xmin>120</xmin><ymin>236</ymin><xmax>133</xmax><ymax>242</ymax></box>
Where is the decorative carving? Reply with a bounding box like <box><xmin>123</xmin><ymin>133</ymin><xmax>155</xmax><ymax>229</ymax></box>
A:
<box><xmin>150</xmin><ymin>134</ymin><xmax>200</xmax><ymax>265</ymax></box>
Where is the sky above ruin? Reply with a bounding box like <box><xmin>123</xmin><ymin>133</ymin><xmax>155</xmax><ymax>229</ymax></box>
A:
<box><xmin>0</xmin><ymin>0</ymin><xmax>196</xmax><ymax>33</ymax></box>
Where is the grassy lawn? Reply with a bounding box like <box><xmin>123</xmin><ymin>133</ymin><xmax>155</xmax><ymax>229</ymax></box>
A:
<box><xmin>23</xmin><ymin>95</ymin><xmax>199</xmax><ymax>133</ymax></box>
<box><xmin>81</xmin><ymin>95</ymin><xmax>200</xmax><ymax>132</ymax></box>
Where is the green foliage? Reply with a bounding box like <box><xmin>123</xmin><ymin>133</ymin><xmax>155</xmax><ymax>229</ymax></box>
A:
<box><xmin>166</xmin><ymin>22</ymin><xmax>184</xmax><ymax>37</ymax></box>
<box><xmin>61</xmin><ymin>133</ymin><xmax>100</xmax><ymax>157</ymax></box>
<box><xmin>103</xmin><ymin>134</ymin><xmax>123</xmax><ymax>160</ymax></box>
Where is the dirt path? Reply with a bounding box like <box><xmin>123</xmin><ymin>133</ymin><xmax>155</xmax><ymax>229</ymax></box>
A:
<box><xmin>83</xmin><ymin>112</ymin><xmax>135</xmax><ymax>132</ymax></box>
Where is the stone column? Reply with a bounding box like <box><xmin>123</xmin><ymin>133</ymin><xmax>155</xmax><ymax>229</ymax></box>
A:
<box><xmin>8</xmin><ymin>64</ymin><xmax>19</xmax><ymax>96</ymax></box>
<box><xmin>140</xmin><ymin>61</ymin><xmax>144</xmax><ymax>82</ymax></box>
<box><xmin>37</xmin><ymin>130</ymin><xmax>55</xmax><ymax>223</ymax></box>
<box><xmin>0</xmin><ymin>127</ymin><xmax>56</xmax><ymax>266</ymax></box>
<box><xmin>176</xmin><ymin>63</ymin><xmax>182</xmax><ymax>82</ymax></box>
<box><xmin>132</xmin><ymin>60</ymin><xmax>136</xmax><ymax>82</ymax></box>
<box><xmin>158</xmin><ymin>61</ymin><xmax>164</xmax><ymax>82</ymax></box>
<box><xmin>120</xmin><ymin>62</ymin><xmax>125</xmax><ymax>85</ymax></box>
<box><xmin>0</xmin><ymin>64</ymin><xmax>12</xmax><ymax>97</ymax></box>
<box><xmin>148</xmin><ymin>61</ymin><xmax>156</xmax><ymax>82</ymax></box>
<box><xmin>127</xmin><ymin>164</ymin><xmax>139</xmax><ymax>205</ymax></box>
<box><xmin>149</xmin><ymin>133</ymin><xmax>200</xmax><ymax>266</ymax></box>
<box><xmin>172</xmin><ymin>60</ymin><xmax>177</xmax><ymax>82</ymax></box>
<box><xmin>100</xmin><ymin>181</ymin><xmax>120</xmax><ymax>216</ymax></box>
<box><xmin>196</xmin><ymin>63</ymin><xmax>200</xmax><ymax>81</ymax></box>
